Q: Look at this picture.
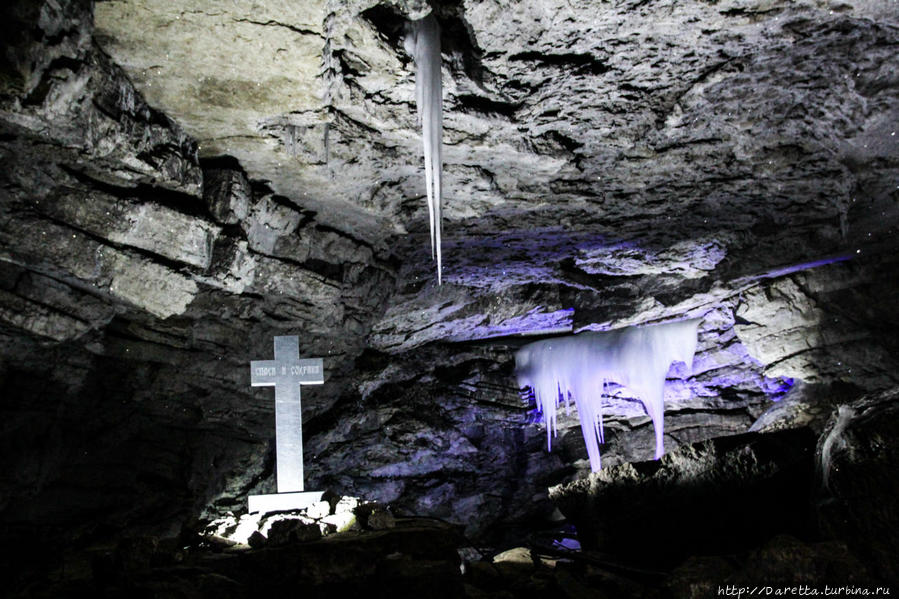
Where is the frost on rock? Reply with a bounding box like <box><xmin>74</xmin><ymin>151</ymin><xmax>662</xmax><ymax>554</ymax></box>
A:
<box><xmin>515</xmin><ymin>319</ymin><xmax>701</xmax><ymax>471</ymax></box>
<box><xmin>406</xmin><ymin>12</ymin><xmax>443</xmax><ymax>284</ymax></box>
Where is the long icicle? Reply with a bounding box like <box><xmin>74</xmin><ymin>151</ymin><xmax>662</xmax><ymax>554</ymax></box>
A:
<box><xmin>409</xmin><ymin>12</ymin><xmax>443</xmax><ymax>284</ymax></box>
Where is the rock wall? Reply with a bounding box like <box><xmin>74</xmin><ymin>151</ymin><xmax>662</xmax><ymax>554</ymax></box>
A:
<box><xmin>1</xmin><ymin>0</ymin><xmax>898</xmax><ymax>564</ymax></box>
<box><xmin>0</xmin><ymin>0</ymin><xmax>394</xmax><ymax>551</ymax></box>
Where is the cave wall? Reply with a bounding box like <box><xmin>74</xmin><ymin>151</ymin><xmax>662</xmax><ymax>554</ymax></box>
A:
<box><xmin>0</xmin><ymin>0</ymin><xmax>395</xmax><ymax>544</ymax></box>
<box><xmin>1</xmin><ymin>0</ymin><xmax>898</xmax><ymax>553</ymax></box>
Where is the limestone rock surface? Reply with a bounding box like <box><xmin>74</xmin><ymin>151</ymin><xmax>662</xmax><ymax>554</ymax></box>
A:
<box><xmin>1</xmin><ymin>0</ymin><xmax>898</xmax><ymax>585</ymax></box>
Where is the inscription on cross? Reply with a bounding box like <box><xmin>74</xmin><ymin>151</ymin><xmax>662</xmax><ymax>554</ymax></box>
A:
<box><xmin>250</xmin><ymin>336</ymin><xmax>323</xmax><ymax>494</ymax></box>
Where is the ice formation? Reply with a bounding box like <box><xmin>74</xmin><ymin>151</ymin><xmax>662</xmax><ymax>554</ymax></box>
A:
<box><xmin>405</xmin><ymin>12</ymin><xmax>443</xmax><ymax>284</ymax></box>
<box><xmin>819</xmin><ymin>404</ymin><xmax>855</xmax><ymax>491</ymax></box>
<box><xmin>515</xmin><ymin>319</ymin><xmax>701</xmax><ymax>471</ymax></box>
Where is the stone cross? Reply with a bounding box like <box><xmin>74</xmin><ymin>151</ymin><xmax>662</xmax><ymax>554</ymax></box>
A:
<box><xmin>249</xmin><ymin>336</ymin><xmax>323</xmax><ymax>512</ymax></box>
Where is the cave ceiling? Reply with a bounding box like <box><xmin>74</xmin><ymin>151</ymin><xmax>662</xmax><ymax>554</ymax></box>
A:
<box><xmin>93</xmin><ymin>0</ymin><xmax>899</xmax><ymax>255</ymax></box>
<box><xmin>88</xmin><ymin>0</ymin><xmax>899</xmax><ymax>343</ymax></box>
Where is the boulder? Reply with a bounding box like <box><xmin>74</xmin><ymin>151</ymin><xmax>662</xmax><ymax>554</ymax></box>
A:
<box><xmin>265</xmin><ymin>518</ymin><xmax>322</xmax><ymax>546</ymax></box>
<box><xmin>815</xmin><ymin>390</ymin><xmax>899</xmax><ymax>584</ymax></box>
<box><xmin>354</xmin><ymin>503</ymin><xmax>397</xmax><ymax>530</ymax></box>
<box><xmin>550</xmin><ymin>427</ymin><xmax>818</xmax><ymax>565</ymax></box>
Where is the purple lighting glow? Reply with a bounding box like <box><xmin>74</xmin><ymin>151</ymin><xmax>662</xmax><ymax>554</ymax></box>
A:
<box><xmin>515</xmin><ymin>319</ymin><xmax>701</xmax><ymax>471</ymax></box>
<box><xmin>768</xmin><ymin>377</ymin><xmax>796</xmax><ymax>397</ymax></box>
<box><xmin>749</xmin><ymin>255</ymin><xmax>852</xmax><ymax>281</ymax></box>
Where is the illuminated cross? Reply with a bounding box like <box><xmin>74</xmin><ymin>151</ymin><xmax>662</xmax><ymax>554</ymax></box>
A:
<box><xmin>249</xmin><ymin>336</ymin><xmax>324</xmax><ymax>512</ymax></box>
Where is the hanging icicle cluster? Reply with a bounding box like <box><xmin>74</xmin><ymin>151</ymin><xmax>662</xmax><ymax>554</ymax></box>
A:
<box><xmin>515</xmin><ymin>319</ymin><xmax>701</xmax><ymax>471</ymax></box>
<box><xmin>405</xmin><ymin>12</ymin><xmax>443</xmax><ymax>284</ymax></box>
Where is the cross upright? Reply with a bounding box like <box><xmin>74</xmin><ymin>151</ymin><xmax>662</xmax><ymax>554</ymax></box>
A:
<box><xmin>250</xmin><ymin>336</ymin><xmax>323</xmax><ymax>494</ymax></box>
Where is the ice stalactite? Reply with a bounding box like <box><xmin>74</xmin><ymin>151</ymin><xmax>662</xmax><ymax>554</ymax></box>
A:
<box><xmin>515</xmin><ymin>319</ymin><xmax>701</xmax><ymax>471</ymax></box>
<box><xmin>406</xmin><ymin>12</ymin><xmax>443</xmax><ymax>284</ymax></box>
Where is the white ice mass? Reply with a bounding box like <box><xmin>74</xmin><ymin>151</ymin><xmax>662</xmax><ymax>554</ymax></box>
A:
<box><xmin>515</xmin><ymin>319</ymin><xmax>701</xmax><ymax>471</ymax></box>
<box><xmin>406</xmin><ymin>12</ymin><xmax>443</xmax><ymax>284</ymax></box>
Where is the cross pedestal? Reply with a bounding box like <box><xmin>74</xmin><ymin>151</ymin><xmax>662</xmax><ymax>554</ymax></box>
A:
<box><xmin>248</xmin><ymin>336</ymin><xmax>324</xmax><ymax>514</ymax></box>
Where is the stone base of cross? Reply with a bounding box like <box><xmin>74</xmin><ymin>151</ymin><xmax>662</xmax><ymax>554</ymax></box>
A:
<box><xmin>248</xmin><ymin>336</ymin><xmax>324</xmax><ymax>515</ymax></box>
<box><xmin>248</xmin><ymin>490</ymin><xmax>323</xmax><ymax>514</ymax></box>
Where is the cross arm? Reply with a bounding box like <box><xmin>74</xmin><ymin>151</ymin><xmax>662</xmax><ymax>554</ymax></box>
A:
<box><xmin>251</xmin><ymin>360</ymin><xmax>279</xmax><ymax>386</ymax></box>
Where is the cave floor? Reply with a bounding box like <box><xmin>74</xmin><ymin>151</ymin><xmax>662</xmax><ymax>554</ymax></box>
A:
<box><xmin>10</xmin><ymin>517</ymin><xmax>889</xmax><ymax>599</ymax></box>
